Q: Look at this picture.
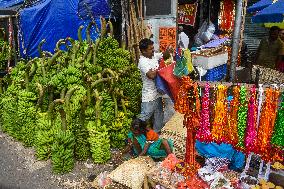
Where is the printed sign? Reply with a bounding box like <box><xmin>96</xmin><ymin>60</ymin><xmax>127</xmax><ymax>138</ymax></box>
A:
<box><xmin>178</xmin><ymin>3</ymin><xmax>198</xmax><ymax>26</ymax></box>
<box><xmin>159</xmin><ymin>27</ymin><xmax>176</xmax><ymax>52</ymax></box>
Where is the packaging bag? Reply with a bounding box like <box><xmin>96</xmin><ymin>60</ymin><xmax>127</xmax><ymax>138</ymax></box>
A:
<box><xmin>158</xmin><ymin>62</ymin><xmax>181</xmax><ymax>102</ymax></box>
<box><xmin>174</xmin><ymin>50</ymin><xmax>189</xmax><ymax>78</ymax></box>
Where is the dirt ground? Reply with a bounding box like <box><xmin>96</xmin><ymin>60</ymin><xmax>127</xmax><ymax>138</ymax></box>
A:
<box><xmin>0</xmin><ymin>130</ymin><xmax>121</xmax><ymax>189</ymax></box>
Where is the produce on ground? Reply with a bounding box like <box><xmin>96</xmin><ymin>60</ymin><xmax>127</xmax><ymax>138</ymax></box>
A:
<box><xmin>0</xmin><ymin>18</ymin><xmax>142</xmax><ymax>174</ymax></box>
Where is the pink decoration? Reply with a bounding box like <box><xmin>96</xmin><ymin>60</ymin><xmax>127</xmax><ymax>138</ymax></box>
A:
<box><xmin>244</xmin><ymin>86</ymin><xmax>258</xmax><ymax>154</ymax></box>
<box><xmin>196</xmin><ymin>82</ymin><xmax>212</xmax><ymax>142</ymax></box>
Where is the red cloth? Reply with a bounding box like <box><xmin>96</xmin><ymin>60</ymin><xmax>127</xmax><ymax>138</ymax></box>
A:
<box><xmin>158</xmin><ymin>62</ymin><xmax>181</xmax><ymax>102</ymax></box>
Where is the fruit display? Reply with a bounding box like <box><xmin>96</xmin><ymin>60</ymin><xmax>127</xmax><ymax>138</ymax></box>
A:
<box><xmin>0</xmin><ymin>18</ymin><xmax>142</xmax><ymax>174</ymax></box>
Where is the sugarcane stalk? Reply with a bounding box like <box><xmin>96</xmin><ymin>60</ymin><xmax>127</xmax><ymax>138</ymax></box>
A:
<box><xmin>121</xmin><ymin>98</ymin><xmax>127</xmax><ymax>114</ymax></box>
<box><xmin>38</xmin><ymin>39</ymin><xmax>46</xmax><ymax>57</ymax></box>
<box><xmin>29</xmin><ymin>58</ymin><xmax>38</xmax><ymax>79</ymax></box>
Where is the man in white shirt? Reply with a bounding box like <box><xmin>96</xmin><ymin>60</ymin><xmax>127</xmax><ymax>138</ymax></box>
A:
<box><xmin>178</xmin><ymin>26</ymin><xmax>189</xmax><ymax>49</ymax></box>
<box><xmin>138</xmin><ymin>38</ymin><xmax>164</xmax><ymax>133</ymax></box>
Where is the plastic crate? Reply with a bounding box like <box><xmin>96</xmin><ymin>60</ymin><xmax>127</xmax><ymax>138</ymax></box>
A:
<box><xmin>202</xmin><ymin>64</ymin><xmax>227</xmax><ymax>81</ymax></box>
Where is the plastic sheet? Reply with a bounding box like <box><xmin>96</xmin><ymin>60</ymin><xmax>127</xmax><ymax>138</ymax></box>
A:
<box><xmin>19</xmin><ymin>0</ymin><xmax>107</xmax><ymax>58</ymax></box>
<box><xmin>0</xmin><ymin>0</ymin><xmax>23</xmax><ymax>8</ymax></box>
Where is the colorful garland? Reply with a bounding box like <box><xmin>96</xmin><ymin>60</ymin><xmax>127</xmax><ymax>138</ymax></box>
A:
<box><xmin>227</xmin><ymin>86</ymin><xmax>240</xmax><ymax>146</ymax></box>
<box><xmin>196</xmin><ymin>83</ymin><xmax>212</xmax><ymax>143</ymax></box>
<box><xmin>211</xmin><ymin>85</ymin><xmax>228</xmax><ymax>144</ymax></box>
<box><xmin>257</xmin><ymin>88</ymin><xmax>280</xmax><ymax>161</ymax></box>
<box><xmin>174</xmin><ymin>76</ymin><xmax>200</xmax><ymax>174</ymax></box>
<box><xmin>236</xmin><ymin>86</ymin><xmax>248</xmax><ymax>151</ymax></box>
<box><xmin>271</xmin><ymin>93</ymin><xmax>284</xmax><ymax>148</ymax></box>
<box><xmin>244</xmin><ymin>86</ymin><xmax>258</xmax><ymax>154</ymax></box>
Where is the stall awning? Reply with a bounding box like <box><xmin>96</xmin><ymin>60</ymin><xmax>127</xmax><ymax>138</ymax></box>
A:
<box><xmin>252</xmin><ymin>0</ymin><xmax>284</xmax><ymax>23</ymax></box>
<box><xmin>247</xmin><ymin>0</ymin><xmax>272</xmax><ymax>13</ymax></box>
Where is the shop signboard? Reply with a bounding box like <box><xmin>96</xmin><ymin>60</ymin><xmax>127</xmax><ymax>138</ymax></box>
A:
<box><xmin>159</xmin><ymin>27</ymin><xmax>176</xmax><ymax>52</ymax></box>
<box><xmin>178</xmin><ymin>3</ymin><xmax>198</xmax><ymax>26</ymax></box>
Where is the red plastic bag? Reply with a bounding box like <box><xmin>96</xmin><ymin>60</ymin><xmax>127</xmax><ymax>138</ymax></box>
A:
<box><xmin>158</xmin><ymin>62</ymin><xmax>181</xmax><ymax>102</ymax></box>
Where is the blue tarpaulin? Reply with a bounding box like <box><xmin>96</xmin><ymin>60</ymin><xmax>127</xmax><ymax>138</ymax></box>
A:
<box><xmin>0</xmin><ymin>0</ymin><xmax>23</xmax><ymax>8</ymax></box>
<box><xmin>247</xmin><ymin>0</ymin><xmax>272</xmax><ymax>13</ymax></box>
<box><xmin>19</xmin><ymin>0</ymin><xmax>110</xmax><ymax>58</ymax></box>
<box><xmin>78</xmin><ymin>0</ymin><xmax>111</xmax><ymax>20</ymax></box>
<box><xmin>252</xmin><ymin>0</ymin><xmax>284</xmax><ymax>23</ymax></box>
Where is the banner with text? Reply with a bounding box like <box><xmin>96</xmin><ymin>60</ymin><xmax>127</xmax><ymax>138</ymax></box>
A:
<box><xmin>159</xmin><ymin>27</ymin><xmax>176</xmax><ymax>52</ymax></box>
<box><xmin>178</xmin><ymin>3</ymin><xmax>198</xmax><ymax>26</ymax></box>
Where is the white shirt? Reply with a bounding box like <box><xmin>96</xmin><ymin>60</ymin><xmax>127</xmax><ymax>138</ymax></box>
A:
<box><xmin>138</xmin><ymin>53</ymin><xmax>162</xmax><ymax>102</ymax></box>
<box><xmin>178</xmin><ymin>32</ymin><xmax>189</xmax><ymax>49</ymax></box>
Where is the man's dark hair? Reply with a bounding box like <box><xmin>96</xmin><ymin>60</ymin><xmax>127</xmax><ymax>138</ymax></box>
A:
<box><xmin>270</xmin><ymin>26</ymin><xmax>280</xmax><ymax>32</ymax></box>
<box><xmin>139</xmin><ymin>38</ymin><xmax>154</xmax><ymax>52</ymax></box>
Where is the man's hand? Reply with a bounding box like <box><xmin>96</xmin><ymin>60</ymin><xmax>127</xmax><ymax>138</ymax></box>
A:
<box><xmin>146</xmin><ymin>68</ymin><xmax>157</xmax><ymax>80</ymax></box>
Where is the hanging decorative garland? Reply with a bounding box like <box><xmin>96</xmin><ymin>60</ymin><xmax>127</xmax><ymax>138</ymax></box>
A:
<box><xmin>257</xmin><ymin>88</ymin><xmax>280</xmax><ymax>161</ymax></box>
<box><xmin>174</xmin><ymin>76</ymin><xmax>200</xmax><ymax>175</ymax></box>
<box><xmin>227</xmin><ymin>86</ymin><xmax>240</xmax><ymax>146</ymax></box>
<box><xmin>236</xmin><ymin>86</ymin><xmax>248</xmax><ymax>151</ymax></box>
<box><xmin>244</xmin><ymin>86</ymin><xmax>258</xmax><ymax>154</ymax></box>
<box><xmin>196</xmin><ymin>83</ymin><xmax>212</xmax><ymax>143</ymax></box>
<box><xmin>211</xmin><ymin>85</ymin><xmax>228</xmax><ymax>144</ymax></box>
<box><xmin>218</xmin><ymin>0</ymin><xmax>235</xmax><ymax>33</ymax></box>
<box><xmin>271</xmin><ymin>93</ymin><xmax>284</xmax><ymax>148</ymax></box>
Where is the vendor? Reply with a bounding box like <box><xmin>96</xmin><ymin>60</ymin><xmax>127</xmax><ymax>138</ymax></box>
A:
<box><xmin>121</xmin><ymin>118</ymin><xmax>174</xmax><ymax>159</ymax></box>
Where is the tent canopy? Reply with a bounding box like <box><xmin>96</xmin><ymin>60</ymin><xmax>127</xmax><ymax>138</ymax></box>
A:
<box><xmin>252</xmin><ymin>0</ymin><xmax>284</xmax><ymax>23</ymax></box>
<box><xmin>247</xmin><ymin>0</ymin><xmax>272</xmax><ymax>13</ymax></box>
<box><xmin>19</xmin><ymin>0</ymin><xmax>110</xmax><ymax>58</ymax></box>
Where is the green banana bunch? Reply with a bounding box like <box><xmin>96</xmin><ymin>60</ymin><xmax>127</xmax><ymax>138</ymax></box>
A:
<box><xmin>51</xmin><ymin>130</ymin><xmax>75</xmax><ymax>174</ymax></box>
<box><xmin>35</xmin><ymin>113</ymin><xmax>61</xmax><ymax>160</ymax></box>
<box><xmin>17</xmin><ymin>90</ymin><xmax>38</xmax><ymax>146</ymax></box>
<box><xmin>87</xmin><ymin>120</ymin><xmax>111</xmax><ymax>163</ymax></box>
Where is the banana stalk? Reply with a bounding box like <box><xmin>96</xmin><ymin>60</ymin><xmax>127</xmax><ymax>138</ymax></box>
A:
<box><xmin>77</xmin><ymin>25</ymin><xmax>84</xmax><ymax>44</ymax></box>
<box><xmin>36</xmin><ymin>83</ymin><xmax>44</xmax><ymax>111</ymax></box>
<box><xmin>38</xmin><ymin>39</ymin><xmax>46</xmax><ymax>57</ymax></box>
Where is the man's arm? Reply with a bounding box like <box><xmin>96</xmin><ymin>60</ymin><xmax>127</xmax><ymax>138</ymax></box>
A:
<box><xmin>146</xmin><ymin>69</ymin><xmax>157</xmax><ymax>79</ymax></box>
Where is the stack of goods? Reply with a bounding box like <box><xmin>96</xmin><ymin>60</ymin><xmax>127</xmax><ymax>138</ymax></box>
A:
<box><xmin>252</xmin><ymin>65</ymin><xmax>284</xmax><ymax>84</ymax></box>
<box><xmin>147</xmin><ymin>154</ymin><xmax>208</xmax><ymax>189</ymax></box>
<box><xmin>0</xmin><ymin>18</ymin><xmax>142</xmax><ymax>174</ymax></box>
<box><xmin>191</xmin><ymin>46</ymin><xmax>228</xmax><ymax>81</ymax></box>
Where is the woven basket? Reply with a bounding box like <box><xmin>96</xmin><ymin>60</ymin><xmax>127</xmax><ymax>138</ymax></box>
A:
<box><xmin>161</xmin><ymin>112</ymin><xmax>186</xmax><ymax>159</ymax></box>
<box><xmin>108</xmin><ymin>156</ymin><xmax>155</xmax><ymax>189</ymax></box>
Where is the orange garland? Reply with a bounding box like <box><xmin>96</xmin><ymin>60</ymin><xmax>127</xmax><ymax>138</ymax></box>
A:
<box><xmin>256</xmin><ymin>88</ymin><xmax>280</xmax><ymax>161</ymax></box>
<box><xmin>211</xmin><ymin>85</ymin><xmax>228</xmax><ymax>144</ymax></box>
<box><xmin>174</xmin><ymin>76</ymin><xmax>200</xmax><ymax>173</ymax></box>
<box><xmin>218</xmin><ymin>0</ymin><xmax>235</xmax><ymax>32</ymax></box>
<box><xmin>227</xmin><ymin>86</ymin><xmax>240</xmax><ymax>146</ymax></box>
